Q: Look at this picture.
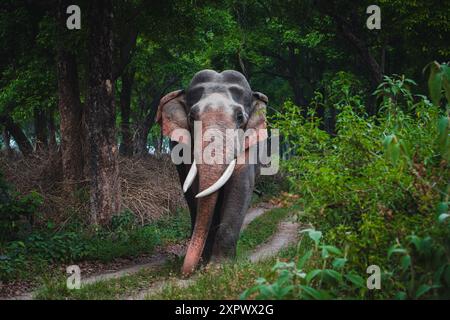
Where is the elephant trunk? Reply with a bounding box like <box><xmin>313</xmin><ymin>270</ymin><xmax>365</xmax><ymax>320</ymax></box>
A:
<box><xmin>181</xmin><ymin>162</ymin><xmax>225</xmax><ymax>275</ymax></box>
<box><xmin>182</xmin><ymin>121</ymin><xmax>236</xmax><ymax>275</ymax></box>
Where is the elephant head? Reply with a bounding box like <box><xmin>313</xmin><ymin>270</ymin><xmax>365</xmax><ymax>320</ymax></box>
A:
<box><xmin>156</xmin><ymin>70</ymin><xmax>268</xmax><ymax>275</ymax></box>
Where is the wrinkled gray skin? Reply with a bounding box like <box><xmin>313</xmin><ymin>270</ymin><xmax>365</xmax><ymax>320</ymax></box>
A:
<box><xmin>157</xmin><ymin>70</ymin><xmax>268</xmax><ymax>274</ymax></box>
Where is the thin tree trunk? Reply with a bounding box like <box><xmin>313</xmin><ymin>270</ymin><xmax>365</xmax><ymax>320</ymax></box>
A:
<box><xmin>289</xmin><ymin>78</ymin><xmax>308</xmax><ymax>108</ymax></box>
<box><xmin>119</xmin><ymin>69</ymin><xmax>134</xmax><ymax>156</ymax></box>
<box><xmin>56</xmin><ymin>0</ymin><xmax>84</xmax><ymax>191</ymax></box>
<box><xmin>85</xmin><ymin>0</ymin><xmax>121</xmax><ymax>225</ymax></box>
<box><xmin>48</xmin><ymin>109</ymin><xmax>57</xmax><ymax>152</ymax></box>
<box><xmin>34</xmin><ymin>107</ymin><xmax>48</xmax><ymax>152</ymax></box>
<box><xmin>287</xmin><ymin>46</ymin><xmax>308</xmax><ymax>114</ymax></box>
<box><xmin>330</xmin><ymin>12</ymin><xmax>383</xmax><ymax>87</ymax></box>
<box><xmin>2</xmin><ymin>128</ymin><xmax>12</xmax><ymax>156</ymax></box>
<box><xmin>318</xmin><ymin>2</ymin><xmax>383</xmax><ymax>115</ymax></box>
<box><xmin>134</xmin><ymin>98</ymin><xmax>159</xmax><ymax>156</ymax></box>
<box><xmin>0</xmin><ymin>115</ymin><xmax>33</xmax><ymax>156</ymax></box>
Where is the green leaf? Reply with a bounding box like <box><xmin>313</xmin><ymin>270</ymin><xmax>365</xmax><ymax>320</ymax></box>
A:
<box><xmin>415</xmin><ymin>284</ymin><xmax>440</xmax><ymax>299</ymax></box>
<box><xmin>301</xmin><ymin>229</ymin><xmax>322</xmax><ymax>245</ymax></box>
<box><xmin>391</xmin><ymin>142</ymin><xmax>400</xmax><ymax>165</ymax></box>
<box><xmin>401</xmin><ymin>255</ymin><xmax>411</xmax><ymax>271</ymax></box>
<box><xmin>332</xmin><ymin>258</ymin><xmax>347</xmax><ymax>269</ymax></box>
<box><xmin>437</xmin><ymin>116</ymin><xmax>449</xmax><ymax>153</ymax></box>
<box><xmin>399</xmin><ymin>139</ymin><xmax>413</xmax><ymax>160</ymax></box>
<box><xmin>297</xmin><ymin>249</ymin><xmax>312</xmax><ymax>269</ymax></box>
<box><xmin>345</xmin><ymin>272</ymin><xmax>365</xmax><ymax>288</ymax></box>
<box><xmin>383</xmin><ymin>134</ymin><xmax>394</xmax><ymax>150</ymax></box>
<box><xmin>388</xmin><ymin>246</ymin><xmax>407</xmax><ymax>258</ymax></box>
<box><xmin>300</xmin><ymin>285</ymin><xmax>324</xmax><ymax>300</ymax></box>
<box><xmin>438</xmin><ymin>116</ymin><xmax>449</xmax><ymax>133</ymax></box>
<box><xmin>437</xmin><ymin>201</ymin><xmax>449</xmax><ymax>215</ymax></box>
<box><xmin>384</xmin><ymin>134</ymin><xmax>401</xmax><ymax>165</ymax></box>
<box><xmin>322</xmin><ymin>269</ymin><xmax>343</xmax><ymax>283</ymax></box>
<box><xmin>306</xmin><ymin>269</ymin><xmax>322</xmax><ymax>284</ymax></box>
<box><xmin>440</xmin><ymin>63</ymin><xmax>450</xmax><ymax>102</ymax></box>
<box><xmin>427</xmin><ymin>61</ymin><xmax>443</xmax><ymax>106</ymax></box>
<box><xmin>321</xmin><ymin>245</ymin><xmax>342</xmax><ymax>256</ymax></box>
<box><xmin>395</xmin><ymin>291</ymin><xmax>407</xmax><ymax>300</ymax></box>
<box><xmin>321</xmin><ymin>246</ymin><xmax>329</xmax><ymax>259</ymax></box>
<box><xmin>438</xmin><ymin>213</ymin><xmax>450</xmax><ymax>223</ymax></box>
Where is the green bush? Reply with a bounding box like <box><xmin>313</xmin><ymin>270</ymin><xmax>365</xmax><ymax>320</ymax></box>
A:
<box><xmin>0</xmin><ymin>172</ymin><xmax>43</xmax><ymax>242</ymax></box>
<box><xmin>243</xmin><ymin>223</ymin><xmax>449</xmax><ymax>300</ymax></box>
<box><xmin>258</xmin><ymin>72</ymin><xmax>450</xmax><ymax>299</ymax></box>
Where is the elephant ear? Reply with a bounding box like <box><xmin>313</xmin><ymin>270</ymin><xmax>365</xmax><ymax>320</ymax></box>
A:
<box><xmin>155</xmin><ymin>90</ymin><xmax>190</xmax><ymax>144</ymax></box>
<box><xmin>245</xmin><ymin>91</ymin><xmax>268</xmax><ymax>149</ymax></box>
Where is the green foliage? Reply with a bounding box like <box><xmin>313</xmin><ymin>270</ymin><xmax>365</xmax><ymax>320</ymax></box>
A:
<box><xmin>241</xmin><ymin>229</ymin><xmax>368</xmax><ymax>300</ymax></box>
<box><xmin>263</xmin><ymin>73</ymin><xmax>450</xmax><ymax>299</ymax></box>
<box><xmin>424</xmin><ymin>61</ymin><xmax>450</xmax><ymax>107</ymax></box>
<box><xmin>0</xmin><ymin>209</ymin><xmax>190</xmax><ymax>282</ymax></box>
<box><xmin>0</xmin><ymin>173</ymin><xmax>43</xmax><ymax>242</ymax></box>
<box><xmin>388</xmin><ymin>230</ymin><xmax>450</xmax><ymax>299</ymax></box>
<box><xmin>243</xmin><ymin>224</ymin><xmax>449</xmax><ymax>300</ymax></box>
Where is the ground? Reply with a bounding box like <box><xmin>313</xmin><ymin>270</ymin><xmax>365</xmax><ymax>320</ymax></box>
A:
<box><xmin>2</xmin><ymin>202</ymin><xmax>301</xmax><ymax>300</ymax></box>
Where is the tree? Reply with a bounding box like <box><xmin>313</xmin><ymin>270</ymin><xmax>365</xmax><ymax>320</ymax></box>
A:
<box><xmin>56</xmin><ymin>0</ymin><xmax>85</xmax><ymax>191</ymax></box>
<box><xmin>85</xmin><ymin>0</ymin><xmax>121</xmax><ymax>224</ymax></box>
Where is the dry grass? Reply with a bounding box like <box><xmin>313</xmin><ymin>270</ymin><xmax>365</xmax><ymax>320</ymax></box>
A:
<box><xmin>0</xmin><ymin>150</ymin><xmax>186</xmax><ymax>225</ymax></box>
<box><xmin>119</xmin><ymin>154</ymin><xmax>186</xmax><ymax>224</ymax></box>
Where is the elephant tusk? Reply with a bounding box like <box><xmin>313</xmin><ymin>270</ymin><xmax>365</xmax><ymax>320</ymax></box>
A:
<box><xmin>195</xmin><ymin>159</ymin><xmax>236</xmax><ymax>198</ymax></box>
<box><xmin>183</xmin><ymin>159</ymin><xmax>197</xmax><ymax>193</ymax></box>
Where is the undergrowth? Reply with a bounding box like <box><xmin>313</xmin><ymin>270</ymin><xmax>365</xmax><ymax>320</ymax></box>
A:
<box><xmin>0</xmin><ymin>206</ymin><xmax>190</xmax><ymax>282</ymax></box>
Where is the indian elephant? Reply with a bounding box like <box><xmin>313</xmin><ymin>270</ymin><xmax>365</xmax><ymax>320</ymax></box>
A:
<box><xmin>156</xmin><ymin>70</ymin><xmax>268</xmax><ymax>275</ymax></box>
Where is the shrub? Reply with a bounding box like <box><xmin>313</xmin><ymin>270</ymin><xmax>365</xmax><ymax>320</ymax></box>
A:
<box><xmin>0</xmin><ymin>172</ymin><xmax>43</xmax><ymax>242</ymax></box>
<box><xmin>257</xmin><ymin>72</ymin><xmax>450</xmax><ymax>298</ymax></box>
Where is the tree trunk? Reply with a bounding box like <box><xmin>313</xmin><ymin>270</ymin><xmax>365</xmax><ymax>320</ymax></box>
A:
<box><xmin>85</xmin><ymin>0</ymin><xmax>121</xmax><ymax>225</ymax></box>
<box><xmin>289</xmin><ymin>78</ymin><xmax>308</xmax><ymax>108</ymax></box>
<box><xmin>319</xmin><ymin>4</ymin><xmax>382</xmax><ymax>115</ymax></box>
<box><xmin>337</xmin><ymin>22</ymin><xmax>381</xmax><ymax>115</ymax></box>
<box><xmin>0</xmin><ymin>115</ymin><xmax>33</xmax><ymax>156</ymax></box>
<box><xmin>286</xmin><ymin>46</ymin><xmax>308</xmax><ymax>114</ymax></box>
<box><xmin>133</xmin><ymin>98</ymin><xmax>159</xmax><ymax>156</ymax></box>
<box><xmin>133</xmin><ymin>77</ymin><xmax>180</xmax><ymax>156</ymax></box>
<box><xmin>34</xmin><ymin>107</ymin><xmax>48</xmax><ymax>152</ymax></box>
<box><xmin>332</xmin><ymin>13</ymin><xmax>383</xmax><ymax>87</ymax></box>
<box><xmin>56</xmin><ymin>0</ymin><xmax>84</xmax><ymax>191</ymax></box>
<box><xmin>119</xmin><ymin>70</ymin><xmax>134</xmax><ymax>156</ymax></box>
<box><xmin>48</xmin><ymin>109</ymin><xmax>57</xmax><ymax>152</ymax></box>
<box><xmin>56</xmin><ymin>51</ymin><xmax>84</xmax><ymax>187</ymax></box>
<box><xmin>2</xmin><ymin>128</ymin><xmax>12</xmax><ymax>156</ymax></box>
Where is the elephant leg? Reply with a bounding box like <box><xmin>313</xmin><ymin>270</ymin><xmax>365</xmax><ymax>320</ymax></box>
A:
<box><xmin>210</xmin><ymin>164</ymin><xmax>255</xmax><ymax>261</ymax></box>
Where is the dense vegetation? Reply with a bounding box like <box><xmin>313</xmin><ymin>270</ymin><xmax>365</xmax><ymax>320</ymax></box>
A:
<box><xmin>245</xmin><ymin>72</ymin><xmax>450</xmax><ymax>299</ymax></box>
<box><xmin>0</xmin><ymin>0</ymin><xmax>449</xmax><ymax>299</ymax></box>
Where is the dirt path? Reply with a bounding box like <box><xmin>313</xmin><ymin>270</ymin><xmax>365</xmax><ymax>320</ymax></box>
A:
<box><xmin>1</xmin><ymin>202</ymin><xmax>278</xmax><ymax>300</ymax></box>
<box><xmin>249</xmin><ymin>221</ymin><xmax>299</xmax><ymax>262</ymax></box>
<box><xmin>241</xmin><ymin>203</ymin><xmax>275</xmax><ymax>230</ymax></box>
<box><xmin>81</xmin><ymin>253</ymin><xmax>168</xmax><ymax>285</ymax></box>
<box><xmin>124</xmin><ymin>203</ymin><xmax>285</xmax><ymax>300</ymax></box>
<box><xmin>126</xmin><ymin>214</ymin><xmax>300</xmax><ymax>300</ymax></box>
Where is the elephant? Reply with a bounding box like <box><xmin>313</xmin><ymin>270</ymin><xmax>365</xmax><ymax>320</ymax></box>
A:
<box><xmin>156</xmin><ymin>69</ymin><xmax>268</xmax><ymax>275</ymax></box>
